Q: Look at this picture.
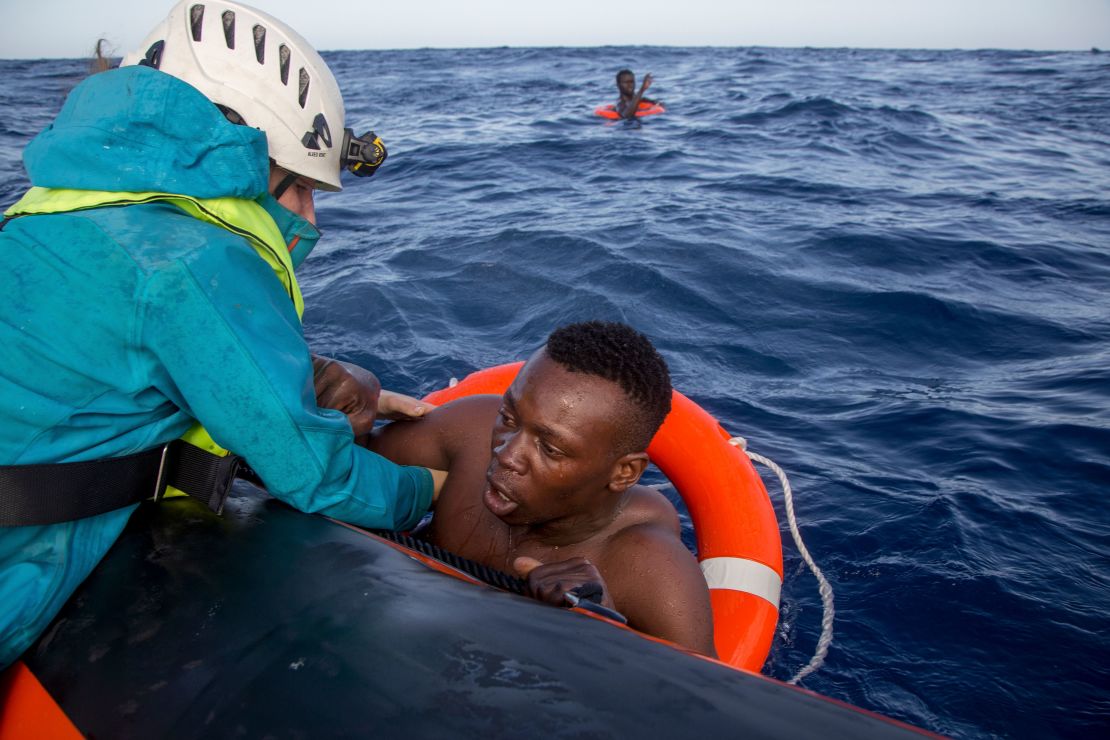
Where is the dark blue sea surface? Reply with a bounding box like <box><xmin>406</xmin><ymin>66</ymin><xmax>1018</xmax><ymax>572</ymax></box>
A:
<box><xmin>2</xmin><ymin>46</ymin><xmax>1108</xmax><ymax>738</ymax></box>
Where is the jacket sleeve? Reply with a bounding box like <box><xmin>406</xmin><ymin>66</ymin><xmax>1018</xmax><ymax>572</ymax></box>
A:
<box><xmin>138</xmin><ymin>237</ymin><xmax>432</xmax><ymax>531</ymax></box>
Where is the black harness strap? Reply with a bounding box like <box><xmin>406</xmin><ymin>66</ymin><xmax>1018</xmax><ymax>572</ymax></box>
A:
<box><xmin>0</xmin><ymin>440</ymin><xmax>243</xmax><ymax>527</ymax></box>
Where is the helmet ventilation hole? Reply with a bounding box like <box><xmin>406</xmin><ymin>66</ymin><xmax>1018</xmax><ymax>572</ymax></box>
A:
<box><xmin>298</xmin><ymin>68</ymin><xmax>310</xmax><ymax>108</ymax></box>
<box><xmin>221</xmin><ymin>10</ymin><xmax>235</xmax><ymax>49</ymax></box>
<box><xmin>189</xmin><ymin>4</ymin><xmax>204</xmax><ymax>41</ymax></box>
<box><xmin>279</xmin><ymin>44</ymin><xmax>291</xmax><ymax>85</ymax></box>
<box><xmin>253</xmin><ymin>24</ymin><xmax>265</xmax><ymax>63</ymax></box>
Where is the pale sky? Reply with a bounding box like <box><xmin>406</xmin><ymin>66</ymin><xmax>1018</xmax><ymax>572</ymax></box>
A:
<box><xmin>2</xmin><ymin>0</ymin><xmax>1108</xmax><ymax>59</ymax></box>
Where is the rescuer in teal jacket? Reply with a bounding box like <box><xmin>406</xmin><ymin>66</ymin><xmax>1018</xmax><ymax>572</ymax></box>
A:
<box><xmin>0</xmin><ymin>1</ymin><xmax>439</xmax><ymax>668</ymax></box>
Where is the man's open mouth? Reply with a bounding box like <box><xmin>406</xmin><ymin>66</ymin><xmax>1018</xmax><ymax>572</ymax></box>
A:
<box><xmin>484</xmin><ymin>472</ymin><xmax>519</xmax><ymax>516</ymax></box>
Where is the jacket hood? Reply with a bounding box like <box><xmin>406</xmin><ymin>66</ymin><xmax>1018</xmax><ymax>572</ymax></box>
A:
<box><xmin>23</xmin><ymin>65</ymin><xmax>269</xmax><ymax>200</ymax></box>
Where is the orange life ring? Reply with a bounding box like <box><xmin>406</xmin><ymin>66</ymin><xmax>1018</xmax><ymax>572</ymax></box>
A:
<box><xmin>423</xmin><ymin>362</ymin><xmax>783</xmax><ymax>673</ymax></box>
<box><xmin>0</xmin><ymin>661</ymin><xmax>82</xmax><ymax>739</ymax></box>
<box><xmin>594</xmin><ymin>101</ymin><xmax>666</xmax><ymax>119</ymax></box>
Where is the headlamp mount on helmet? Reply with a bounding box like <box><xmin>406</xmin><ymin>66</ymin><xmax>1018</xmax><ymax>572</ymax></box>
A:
<box><xmin>272</xmin><ymin>127</ymin><xmax>386</xmax><ymax>200</ymax></box>
<box><xmin>342</xmin><ymin>129</ymin><xmax>387</xmax><ymax>178</ymax></box>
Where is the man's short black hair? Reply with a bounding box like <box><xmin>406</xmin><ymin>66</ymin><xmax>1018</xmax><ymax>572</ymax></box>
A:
<box><xmin>616</xmin><ymin>69</ymin><xmax>634</xmax><ymax>83</ymax></box>
<box><xmin>546</xmin><ymin>321</ymin><xmax>672</xmax><ymax>452</ymax></box>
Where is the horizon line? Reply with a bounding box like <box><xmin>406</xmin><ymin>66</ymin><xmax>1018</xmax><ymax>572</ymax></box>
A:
<box><xmin>3</xmin><ymin>41</ymin><xmax>1103</xmax><ymax>62</ymax></box>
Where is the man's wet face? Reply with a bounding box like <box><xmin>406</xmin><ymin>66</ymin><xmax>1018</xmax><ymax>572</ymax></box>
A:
<box><xmin>618</xmin><ymin>73</ymin><xmax>635</xmax><ymax>97</ymax></box>
<box><xmin>484</xmin><ymin>349</ymin><xmax>627</xmax><ymax>526</ymax></box>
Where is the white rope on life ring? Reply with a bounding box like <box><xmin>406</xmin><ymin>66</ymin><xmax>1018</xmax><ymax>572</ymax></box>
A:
<box><xmin>729</xmin><ymin>436</ymin><xmax>835</xmax><ymax>686</ymax></box>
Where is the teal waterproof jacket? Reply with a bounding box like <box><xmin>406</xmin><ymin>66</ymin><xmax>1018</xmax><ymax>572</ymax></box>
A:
<box><xmin>0</xmin><ymin>66</ymin><xmax>433</xmax><ymax>667</ymax></box>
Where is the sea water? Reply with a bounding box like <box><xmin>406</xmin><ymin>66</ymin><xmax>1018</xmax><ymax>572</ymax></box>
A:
<box><xmin>1</xmin><ymin>46</ymin><xmax>1107</xmax><ymax>739</ymax></box>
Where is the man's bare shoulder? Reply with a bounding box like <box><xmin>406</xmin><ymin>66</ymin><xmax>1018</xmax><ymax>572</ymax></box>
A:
<box><xmin>613</xmin><ymin>484</ymin><xmax>683</xmax><ymax>539</ymax></box>
<box><xmin>600</xmin><ymin>485</ymin><xmax>695</xmax><ymax>587</ymax></box>
<box><xmin>427</xmin><ymin>394</ymin><xmax>502</xmax><ymax>435</ymax></box>
<box><xmin>600</xmin><ymin>486</ymin><xmax>715</xmax><ymax>656</ymax></box>
<box><xmin>367</xmin><ymin>394</ymin><xmax>501</xmax><ymax>469</ymax></box>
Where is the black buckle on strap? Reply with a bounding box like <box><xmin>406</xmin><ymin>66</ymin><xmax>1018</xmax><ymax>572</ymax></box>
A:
<box><xmin>163</xmin><ymin>440</ymin><xmax>243</xmax><ymax>516</ymax></box>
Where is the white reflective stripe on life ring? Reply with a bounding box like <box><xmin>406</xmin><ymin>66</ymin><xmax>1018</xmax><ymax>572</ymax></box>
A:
<box><xmin>700</xmin><ymin>557</ymin><xmax>782</xmax><ymax>609</ymax></box>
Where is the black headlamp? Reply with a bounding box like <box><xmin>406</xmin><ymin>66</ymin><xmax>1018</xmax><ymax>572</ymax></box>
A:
<box><xmin>342</xmin><ymin>129</ymin><xmax>387</xmax><ymax>178</ymax></box>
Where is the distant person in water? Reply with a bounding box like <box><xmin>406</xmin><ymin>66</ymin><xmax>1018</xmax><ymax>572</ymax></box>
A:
<box><xmin>615</xmin><ymin>69</ymin><xmax>654</xmax><ymax>119</ymax></box>
<box><xmin>365</xmin><ymin>322</ymin><xmax>716</xmax><ymax>656</ymax></box>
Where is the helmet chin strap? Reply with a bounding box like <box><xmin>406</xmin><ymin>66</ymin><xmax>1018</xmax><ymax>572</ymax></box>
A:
<box><xmin>271</xmin><ymin>172</ymin><xmax>300</xmax><ymax>201</ymax></box>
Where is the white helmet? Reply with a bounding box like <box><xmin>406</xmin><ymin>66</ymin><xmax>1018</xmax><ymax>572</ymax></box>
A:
<box><xmin>121</xmin><ymin>0</ymin><xmax>385</xmax><ymax>191</ymax></box>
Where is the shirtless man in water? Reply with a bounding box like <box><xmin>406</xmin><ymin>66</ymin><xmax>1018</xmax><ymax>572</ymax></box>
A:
<box><xmin>366</xmin><ymin>321</ymin><xmax>715</xmax><ymax>656</ymax></box>
<box><xmin>616</xmin><ymin>69</ymin><xmax>654</xmax><ymax>119</ymax></box>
